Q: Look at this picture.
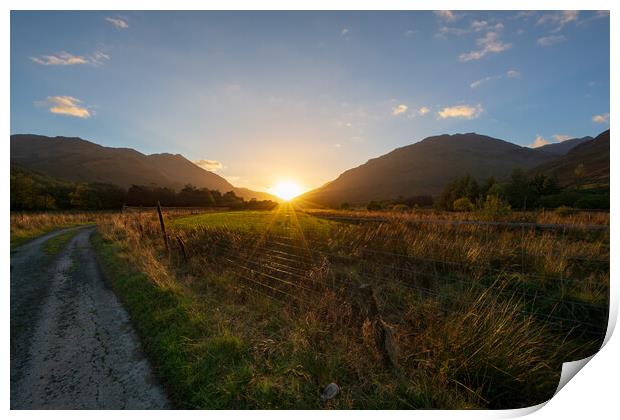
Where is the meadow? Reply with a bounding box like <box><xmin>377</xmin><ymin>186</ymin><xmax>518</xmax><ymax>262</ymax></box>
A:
<box><xmin>90</xmin><ymin>204</ymin><xmax>608</xmax><ymax>409</ymax></box>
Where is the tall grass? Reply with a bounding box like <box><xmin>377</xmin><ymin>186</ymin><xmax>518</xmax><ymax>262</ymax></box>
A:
<box><xmin>10</xmin><ymin>211</ymin><xmax>110</xmax><ymax>247</ymax></box>
<box><xmin>95</xmin><ymin>207</ymin><xmax>608</xmax><ymax>409</ymax></box>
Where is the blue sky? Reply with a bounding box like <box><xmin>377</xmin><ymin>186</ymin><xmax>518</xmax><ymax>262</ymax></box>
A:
<box><xmin>10</xmin><ymin>10</ymin><xmax>610</xmax><ymax>192</ymax></box>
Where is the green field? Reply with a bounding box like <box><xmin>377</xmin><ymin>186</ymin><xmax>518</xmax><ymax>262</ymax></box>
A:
<box><xmin>171</xmin><ymin>208</ymin><xmax>339</xmax><ymax>236</ymax></box>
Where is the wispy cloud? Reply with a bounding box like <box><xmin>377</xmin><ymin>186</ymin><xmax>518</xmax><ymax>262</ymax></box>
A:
<box><xmin>537</xmin><ymin>34</ymin><xmax>565</xmax><ymax>47</ymax></box>
<box><xmin>434</xmin><ymin>10</ymin><xmax>457</xmax><ymax>22</ymax></box>
<box><xmin>341</xmin><ymin>28</ymin><xmax>349</xmax><ymax>36</ymax></box>
<box><xmin>392</xmin><ymin>104</ymin><xmax>408</xmax><ymax>116</ymax></box>
<box><xmin>105</xmin><ymin>17</ymin><xmax>129</xmax><ymax>29</ymax></box>
<box><xmin>537</xmin><ymin>11</ymin><xmax>579</xmax><ymax>32</ymax></box>
<box><xmin>37</xmin><ymin>96</ymin><xmax>92</xmax><ymax>118</ymax></box>
<box><xmin>552</xmin><ymin>134</ymin><xmax>573</xmax><ymax>142</ymax></box>
<box><xmin>437</xmin><ymin>26</ymin><xmax>470</xmax><ymax>37</ymax></box>
<box><xmin>470</xmin><ymin>69</ymin><xmax>521</xmax><ymax>88</ymax></box>
<box><xmin>30</xmin><ymin>51</ymin><xmax>87</xmax><ymax>66</ymax></box>
<box><xmin>30</xmin><ymin>50</ymin><xmax>110</xmax><ymax>66</ymax></box>
<box><xmin>470</xmin><ymin>75</ymin><xmax>501</xmax><ymax>89</ymax></box>
<box><xmin>194</xmin><ymin>159</ymin><xmax>224</xmax><ymax>171</ymax></box>
<box><xmin>416</xmin><ymin>106</ymin><xmax>430</xmax><ymax>116</ymax></box>
<box><xmin>438</xmin><ymin>104</ymin><xmax>483</xmax><ymax>119</ymax></box>
<box><xmin>529</xmin><ymin>135</ymin><xmax>550</xmax><ymax>148</ymax></box>
<box><xmin>592</xmin><ymin>113</ymin><xmax>609</xmax><ymax>124</ymax></box>
<box><xmin>459</xmin><ymin>32</ymin><xmax>511</xmax><ymax>62</ymax></box>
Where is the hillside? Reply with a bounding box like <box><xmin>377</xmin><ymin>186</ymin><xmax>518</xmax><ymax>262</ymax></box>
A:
<box><xmin>298</xmin><ymin>133</ymin><xmax>556</xmax><ymax>207</ymax></box>
<box><xmin>535</xmin><ymin>136</ymin><xmax>593</xmax><ymax>155</ymax></box>
<box><xmin>530</xmin><ymin>130</ymin><xmax>609</xmax><ymax>188</ymax></box>
<box><xmin>10</xmin><ymin>134</ymin><xmax>276</xmax><ymax>201</ymax></box>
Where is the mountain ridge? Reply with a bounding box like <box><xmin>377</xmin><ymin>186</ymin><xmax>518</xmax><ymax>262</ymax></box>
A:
<box><xmin>10</xmin><ymin>134</ymin><xmax>277</xmax><ymax>201</ymax></box>
<box><xmin>299</xmin><ymin>132</ymin><xmax>558</xmax><ymax>207</ymax></box>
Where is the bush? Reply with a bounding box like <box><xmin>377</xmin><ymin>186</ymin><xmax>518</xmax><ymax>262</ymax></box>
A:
<box><xmin>452</xmin><ymin>197</ymin><xmax>474</xmax><ymax>212</ymax></box>
<box><xmin>391</xmin><ymin>204</ymin><xmax>410</xmax><ymax>212</ymax></box>
<box><xmin>479</xmin><ymin>195</ymin><xmax>511</xmax><ymax>218</ymax></box>
<box><xmin>554</xmin><ymin>206</ymin><xmax>576</xmax><ymax>217</ymax></box>
<box><xmin>367</xmin><ymin>201</ymin><xmax>382</xmax><ymax>211</ymax></box>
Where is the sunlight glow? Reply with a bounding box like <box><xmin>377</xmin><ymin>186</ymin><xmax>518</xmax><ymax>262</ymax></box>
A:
<box><xmin>270</xmin><ymin>180</ymin><xmax>302</xmax><ymax>201</ymax></box>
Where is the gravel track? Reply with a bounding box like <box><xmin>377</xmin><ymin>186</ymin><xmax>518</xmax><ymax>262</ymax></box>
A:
<box><xmin>10</xmin><ymin>226</ymin><xmax>170</xmax><ymax>409</ymax></box>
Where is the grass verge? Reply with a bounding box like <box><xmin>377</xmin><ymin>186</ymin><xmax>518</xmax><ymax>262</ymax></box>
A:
<box><xmin>42</xmin><ymin>229</ymin><xmax>80</xmax><ymax>255</ymax></box>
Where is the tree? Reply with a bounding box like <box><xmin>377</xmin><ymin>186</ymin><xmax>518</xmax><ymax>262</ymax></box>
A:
<box><xmin>453</xmin><ymin>197</ymin><xmax>474</xmax><ymax>212</ymax></box>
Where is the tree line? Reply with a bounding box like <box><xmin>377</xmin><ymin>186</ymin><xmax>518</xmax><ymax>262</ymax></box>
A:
<box><xmin>436</xmin><ymin>168</ymin><xmax>608</xmax><ymax>212</ymax></box>
<box><xmin>10</xmin><ymin>166</ymin><xmax>277</xmax><ymax>211</ymax></box>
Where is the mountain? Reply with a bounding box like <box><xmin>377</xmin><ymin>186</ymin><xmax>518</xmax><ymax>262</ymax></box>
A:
<box><xmin>534</xmin><ymin>136</ymin><xmax>593</xmax><ymax>156</ymax></box>
<box><xmin>529</xmin><ymin>130</ymin><xmax>609</xmax><ymax>188</ymax></box>
<box><xmin>10</xmin><ymin>134</ymin><xmax>277</xmax><ymax>201</ymax></box>
<box><xmin>298</xmin><ymin>133</ymin><xmax>556</xmax><ymax>207</ymax></box>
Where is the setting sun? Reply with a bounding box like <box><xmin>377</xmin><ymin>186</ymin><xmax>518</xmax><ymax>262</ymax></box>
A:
<box><xmin>270</xmin><ymin>180</ymin><xmax>302</xmax><ymax>201</ymax></box>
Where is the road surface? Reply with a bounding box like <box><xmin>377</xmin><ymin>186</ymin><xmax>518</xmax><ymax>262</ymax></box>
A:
<box><xmin>10</xmin><ymin>226</ymin><xmax>170</xmax><ymax>409</ymax></box>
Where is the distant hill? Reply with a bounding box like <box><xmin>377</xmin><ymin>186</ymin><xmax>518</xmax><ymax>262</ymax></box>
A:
<box><xmin>534</xmin><ymin>136</ymin><xmax>593</xmax><ymax>156</ymax></box>
<box><xmin>10</xmin><ymin>134</ymin><xmax>277</xmax><ymax>201</ymax></box>
<box><xmin>530</xmin><ymin>130</ymin><xmax>609</xmax><ymax>188</ymax></box>
<box><xmin>298</xmin><ymin>133</ymin><xmax>556</xmax><ymax>207</ymax></box>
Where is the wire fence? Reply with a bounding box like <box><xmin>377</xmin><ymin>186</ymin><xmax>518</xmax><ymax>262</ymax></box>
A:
<box><xmin>124</xmin><ymin>207</ymin><xmax>610</xmax><ymax>338</ymax></box>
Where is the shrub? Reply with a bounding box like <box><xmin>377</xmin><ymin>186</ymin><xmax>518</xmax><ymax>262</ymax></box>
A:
<box><xmin>478</xmin><ymin>195</ymin><xmax>511</xmax><ymax>219</ymax></box>
<box><xmin>554</xmin><ymin>205</ymin><xmax>576</xmax><ymax>217</ymax></box>
<box><xmin>452</xmin><ymin>197</ymin><xmax>474</xmax><ymax>212</ymax></box>
<box><xmin>391</xmin><ymin>204</ymin><xmax>410</xmax><ymax>212</ymax></box>
<box><xmin>367</xmin><ymin>201</ymin><xmax>382</xmax><ymax>211</ymax></box>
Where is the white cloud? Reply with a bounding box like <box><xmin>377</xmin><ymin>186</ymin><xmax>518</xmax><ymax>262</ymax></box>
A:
<box><xmin>470</xmin><ymin>69</ymin><xmax>520</xmax><ymax>88</ymax></box>
<box><xmin>334</xmin><ymin>143</ymin><xmax>342</xmax><ymax>148</ymax></box>
<box><xmin>470</xmin><ymin>75</ymin><xmax>500</xmax><ymax>88</ymax></box>
<box><xmin>30</xmin><ymin>50</ymin><xmax>110</xmax><ymax>66</ymax></box>
<box><xmin>537</xmin><ymin>34</ymin><xmax>565</xmax><ymax>47</ymax></box>
<box><xmin>434</xmin><ymin>11</ymin><xmax>457</xmax><ymax>22</ymax></box>
<box><xmin>392</xmin><ymin>104</ymin><xmax>408</xmax><ymax>116</ymax></box>
<box><xmin>471</xmin><ymin>20</ymin><xmax>488</xmax><ymax>30</ymax></box>
<box><xmin>437</xmin><ymin>26</ymin><xmax>470</xmax><ymax>37</ymax></box>
<box><xmin>459</xmin><ymin>32</ymin><xmax>512</xmax><ymax>62</ymax></box>
<box><xmin>438</xmin><ymin>104</ymin><xmax>483</xmax><ymax>119</ymax></box>
<box><xmin>537</xmin><ymin>11</ymin><xmax>579</xmax><ymax>32</ymax></box>
<box><xmin>552</xmin><ymin>134</ymin><xmax>573</xmax><ymax>142</ymax></box>
<box><xmin>105</xmin><ymin>17</ymin><xmax>129</xmax><ymax>29</ymax></box>
<box><xmin>592</xmin><ymin>113</ymin><xmax>609</xmax><ymax>124</ymax></box>
<box><xmin>404</xmin><ymin>29</ymin><xmax>416</xmax><ymax>37</ymax></box>
<box><xmin>37</xmin><ymin>96</ymin><xmax>92</xmax><ymax>118</ymax></box>
<box><xmin>417</xmin><ymin>106</ymin><xmax>430</xmax><ymax>116</ymax></box>
<box><xmin>529</xmin><ymin>135</ymin><xmax>550</xmax><ymax>148</ymax></box>
<box><xmin>194</xmin><ymin>159</ymin><xmax>224</xmax><ymax>172</ymax></box>
<box><xmin>341</xmin><ymin>28</ymin><xmax>349</xmax><ymax>36</ymax></box>
<box><xmin>30</xmin><ymin>51</ymin><xmax>88</xmax><ymax>66</ymax></box>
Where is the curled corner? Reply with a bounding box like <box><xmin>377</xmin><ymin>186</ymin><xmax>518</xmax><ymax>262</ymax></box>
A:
<box><xmin>554</xmin><ymin>355</ymin><xmax>595</xmax><ymax>396</ymax></box>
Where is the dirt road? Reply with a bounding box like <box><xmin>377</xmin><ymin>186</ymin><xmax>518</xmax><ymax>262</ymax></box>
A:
<box><xmin>10</xmin><ymin>226</ymin><xmax>170</xmax><ymax>409</ymax></box>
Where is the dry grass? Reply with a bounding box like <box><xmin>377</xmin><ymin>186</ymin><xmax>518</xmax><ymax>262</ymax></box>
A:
<box><xmin>10</xmin><ymin>211</ymin><xmax>112</xmax><ymax>247</ymax></box>
<box><xmin>95</xmin><ymin>206</ymin><xmax>608</xmax><ymax>409</ymax></box>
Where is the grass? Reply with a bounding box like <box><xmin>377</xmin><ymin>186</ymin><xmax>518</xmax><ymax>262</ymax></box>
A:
<box><xmin>93</xmin><ymin>204</ymin><xmax>608</xmax><ymax>409</ymax></box>
<box><xmin>42</xmin><ymin>229</ymin><xmax>80</xmax><ymax>255</ymax></box>
<box><xmin>10</xmin><ymin>212</ymin><xmax>105</xmax><ymax>248</ymax></box>
<box><xmin>171</xmin><ymin>209</ymin><xmax>338</xmax><ymax>236</ymax></box>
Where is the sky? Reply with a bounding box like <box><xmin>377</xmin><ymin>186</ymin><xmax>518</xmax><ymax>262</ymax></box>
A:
<box><xmin>10</xmin><ymin>10</ymin><xmax>610</xmax><ymax>193</ymax></box>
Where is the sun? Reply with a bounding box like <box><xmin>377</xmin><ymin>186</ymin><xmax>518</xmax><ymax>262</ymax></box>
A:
<box><xmin>270</xmin><ymin>180</ymin><xmax>302</xmax><ymax>201</ymax></box>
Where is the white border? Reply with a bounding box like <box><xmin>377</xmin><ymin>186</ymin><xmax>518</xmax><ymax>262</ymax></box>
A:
<box><xmin>2</xmin><ymin>1</ymin><xmax>616</xmax><ymax>419</ymax></box>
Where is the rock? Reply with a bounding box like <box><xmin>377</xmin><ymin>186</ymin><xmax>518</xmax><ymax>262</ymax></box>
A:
<box><xmin>320</xmin><ymin>383</ymin><xmax>340</xmax><ymax>402</ymax></box>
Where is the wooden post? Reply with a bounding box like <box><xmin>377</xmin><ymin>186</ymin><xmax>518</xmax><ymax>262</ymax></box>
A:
<box><xmin>359</xmin><ymin>284</ymin><xmax>399</xmax><ymax>370</ymax></box>
<box><xmin>156</xmin><ymin>201</ymin><xmax>169</xmax><ymax>251</ymax></box>
<box><xmin>176</xmin><ymin>235</ymin><xmax>188</xmax><ymax>262</ymax></box>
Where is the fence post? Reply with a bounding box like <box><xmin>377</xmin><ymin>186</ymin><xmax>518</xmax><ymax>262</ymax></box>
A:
<box><xmin>156</xmin><ymin>201</ymin><xmax>169</xmax><ymax>251</ymax></box>
<box><xmin>359</xmin><ymin>284</ymin><xmax>399</xmax><ymax>370</ymax></box>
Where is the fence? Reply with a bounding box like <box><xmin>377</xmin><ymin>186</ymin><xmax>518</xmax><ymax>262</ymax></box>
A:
<box><xmin>129</xmin><ymin>206</ymin><xmax>610</xmax><ymax>339</ymax></box>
